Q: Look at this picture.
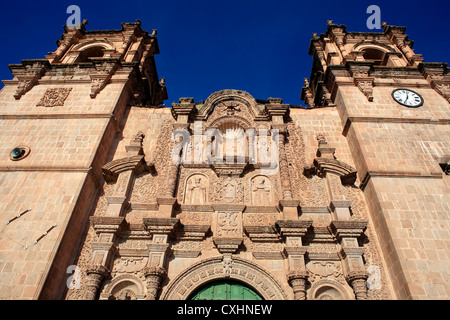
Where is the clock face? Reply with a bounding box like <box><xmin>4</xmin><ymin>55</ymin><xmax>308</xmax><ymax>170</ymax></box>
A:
<box><xmin>392</xmin><ymin>89</ymin><xmax>424</xmax><ymax>108</ymax></box>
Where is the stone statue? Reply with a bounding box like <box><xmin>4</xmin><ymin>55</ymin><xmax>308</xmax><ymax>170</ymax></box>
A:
<box><xmin>185</xmin><ymin>176</ymin><xmax>207</xmax><ymax>204</ymax></box>
<box><xmin>252</xmin><ymin>177</ymin><xmax>271</xmax><ymax>205</ymax></box>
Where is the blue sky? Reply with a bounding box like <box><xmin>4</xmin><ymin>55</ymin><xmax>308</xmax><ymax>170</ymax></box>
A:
<box><xmin>0</xmin><ymin>0</ymin><xmax>448</xmax><ymax>106</ymax></box>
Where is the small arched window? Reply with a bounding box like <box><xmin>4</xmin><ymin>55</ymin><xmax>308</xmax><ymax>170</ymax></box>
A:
<box><xmin>361</xmin><ymin>48</ymin><xmax>386</xmax><ymax>66</ymax></box>
<box><xmin>75</xmin><ymin>46</ymin><xmax>105</xmax><ymax>63</ymax></box>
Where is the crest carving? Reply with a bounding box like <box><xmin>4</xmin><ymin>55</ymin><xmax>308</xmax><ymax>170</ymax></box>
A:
<box><xmin>36</xmin><ymin>87</ymin><xmax>72</xmax><ymax>107</ymax></box>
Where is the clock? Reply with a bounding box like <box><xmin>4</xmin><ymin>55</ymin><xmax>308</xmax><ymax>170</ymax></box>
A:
<box><xmin>392</xmin><ymin>89</ymin><xmax>424</xmax><ymax>108</ymax></box>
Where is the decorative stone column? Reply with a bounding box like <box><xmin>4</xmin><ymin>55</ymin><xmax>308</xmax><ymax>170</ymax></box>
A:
<box><xmin>143</xmin><ymin>266</ymin><xmax>167</xmax><ymax>300</ymax></box>
<box><xmin>330</xmin><ymin>220</ymin><xmax>369</xmax><ymax>300</ymax></box>
<box><xmin>142</xmin><ymin>217</ymin><xmax>180</xmax><ymax>299</ymax></box>
<box><xmin>46</xmin><ymin>21</ymin><xmax>87</xmax><ymax>63</ymax></box>
<box><xmin>287</xmin><ymin>270</ymin><xmax>308</xmax><ymax>300</ymax></box>
<box><xmin>276</xmin><ymin>219</ymin><xmax>312</xmax><ymax>300</ymax></box>
<box><xmin>266</xmin><ymin>99</ymin><xmax>301</xmax><ymax>220</ymax></box>
<box><xmin>85</xmin><ymin>265</ymin><xmax>109</xmax><ymax>300</ymax></box>
<box><xmin>277</xmin><ymin>126</ymin><xmax>293</xmax><ymax>201</ymax></box>
<box><xmin>86</xmin><ymin>216</ymin><xmax>125</xmax><ymax>299</ymax></box>
<box><xmin>346</xmin><ymin>271</ymin><xmax>369</xmax><ymax>300</ymax></box>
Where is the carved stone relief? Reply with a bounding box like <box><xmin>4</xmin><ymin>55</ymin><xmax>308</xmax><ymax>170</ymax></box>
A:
<box><xmin>36</xmin><ymin>87</ymin><xmax>72</xmax><ymax>107</ymax></box>
<box><xmin>177</xmin><ymin>169</ymin><xmax>216</xmax><ymax>205</ymax></box>
<box><xmin>131</xmin><ymin>173</ymin><xmax>157</xmax><ymax>203</ymax></box>
<box><xmin>184</xmin><ymin>174</ymin><xmax>208</xmax><ymax>204</ymax></box>
<box><xmin>251</xmin><ymin>176</ymin><xmax>272</xmax><ymax>205</ymax></box>
<box><xmin>114</xmin><ymin>257</ymin><xmax>148</xmax><ymax>273</ymax></box>
<box><xmin>243</xmin><ymin>213</ymin><xmax>278</xmax><ymax>226</ymax></box>
<box><xmin>223</xmin><ymin>178</ymin><xmax>237</xmax><ymax>203</ymax></box>
<box><xmin>306</xmin><ymin>261</ymin><xmax>342</xmax><ymax>282</ymax></box>
<box><xmin>215</xmin><ymin>211</ymin><xmax>242</xmax><ymax>238</ymax></box>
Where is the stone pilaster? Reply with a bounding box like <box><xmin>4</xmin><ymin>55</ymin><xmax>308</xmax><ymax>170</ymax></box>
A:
<box><xmin>277</xmin><ymin>127</ymin><xmax>293</xmax><ymax>201</ymax></box>
<box><xmin>265</xmin><ymin>101</ymin><xmax>301</xmax><ymax>220</ymax></box>
<box><xmin>330</xmin><ymin>220</ymin><xmax>369</xmax><ymax>300</ymax></box>
<box><xmin>142</xmin><ymin>217</ymin><xmax>179</xmax><ymax>299</ymax></box>
<box><xmin>277</xmin><ymin>219</ymin><xmax>312</xmax><ymax>299</ymax></box>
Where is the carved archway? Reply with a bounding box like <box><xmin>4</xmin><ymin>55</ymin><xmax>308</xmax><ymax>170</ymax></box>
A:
<box><xmin>308</xmin><ymin>279</ymin><xmax>353</xmax><ymax>300</ymax></box>
<box><xmin>160</xmin><ymin>256</ymin><xmax>288</xmax><ymax>300</ymax></box>
<box><xmin>352</xmin><ymin>41</ymin><xmax>395</xmax><ymax>53</ymax></box>
<box><xmin>100</xmin><ymin>274</ymin><xmax>147</xmax><ymax>300</ymax></box>
<box><xmin>198</xmin><ymin>89</ymin><xmax>264</xmax><ymax>122</ymax></box>
<box><xmin>72</xmin><ymin>39</ymin><xmax>116</xmax><ymax>52</ymax></box>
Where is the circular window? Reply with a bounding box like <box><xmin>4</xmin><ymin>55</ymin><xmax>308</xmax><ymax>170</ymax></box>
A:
<box><xmin>9</xmin><ymin>146</ymin><xmax>30</xmax><ymax>161</ymax></box>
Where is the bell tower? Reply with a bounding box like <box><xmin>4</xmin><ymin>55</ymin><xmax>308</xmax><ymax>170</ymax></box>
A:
<box><xmin>302</xmin><ymin>21</ymin><xmax>450</xmax><ymax>299</ymax></box>
<box><xmin>0</xmin><ymin>20</ymin><xmax>167</xmax><ymax>299</ymax></box>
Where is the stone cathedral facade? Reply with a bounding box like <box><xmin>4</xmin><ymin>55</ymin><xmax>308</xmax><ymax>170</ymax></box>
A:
<box><xmin>0</xmin><ymin>20</ymin><xmax>448</xmax><ymax>300</ymax></box>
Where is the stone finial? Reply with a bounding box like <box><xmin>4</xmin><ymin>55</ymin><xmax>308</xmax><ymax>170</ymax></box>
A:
<box><xmin>304</xmin><ymin>78</ymin><xmax>310</xmax><ymax>88</ymax></box>
<box><xmin>133</xmin><ymin>130</ymin><xmax>145</xmax><ymax>143</ymax></box>
<box><xmin>316</xmin><ymin>133</ymin><xmax>327</xmax><ymax>145</ymax></box>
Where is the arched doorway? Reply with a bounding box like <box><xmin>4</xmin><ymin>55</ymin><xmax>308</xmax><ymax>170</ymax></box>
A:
<box><xmin>160</xmin><ymin>256</ymin><xmax>288</xmax><ymax>300</ymax></box>
<box><xmin>189</xmin><ymin>280</ymin><xmax>263</xmax><ymax>300</ymax></box>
